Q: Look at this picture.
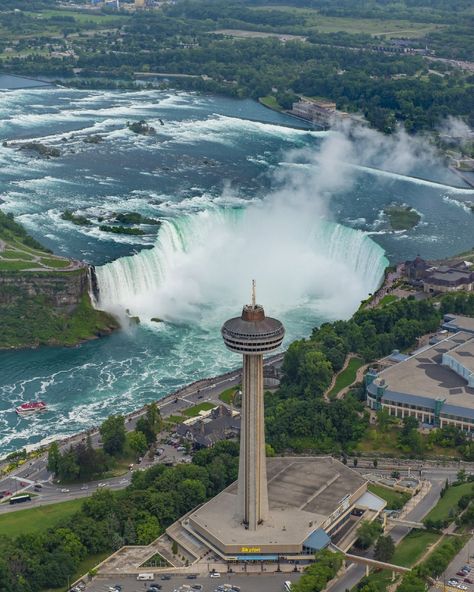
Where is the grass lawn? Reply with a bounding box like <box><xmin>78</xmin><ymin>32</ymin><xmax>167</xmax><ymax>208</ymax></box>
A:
<box><xmin>0</xmin><ymin>260</ymin><xmax>35</xmax><ymax>271</ymax></box>
<box><xmin>353</xmin><ymin>569</ymin><xmax>395</xmax><ymax>592</ymax></box>
<box><xmin>0</xmin><ymin>250</ymin><xmax>34</xmax><ymax>261</ymax></box>
<box><xmin>40</xmin><ymin>257</ymin><xmax>71</xmax><ymax>268</ymax></box>
<box><xmin>26</xmin><ymin>9</ymin><xmax>127</xmax><ymax>25</ymax></box>
<box><xmin>0</xmin><ymin>498</ymin><xmax>84</xmax><ymax>537</ymax></box>
<box><xmin>424</xmin><ymin>482</ymin><xmax>474</xmax><ymax>523</ymax></box>
<box><xmin>182</xmin><ymin>402</ymin><xmax>216</xmax><ymax>417</ymax></box>
<box><xmin>391</xmin><ymin>529</ymin><xmax>441</xmax><ymax>567</ymax></box>
<box><xmin>328</xmin><ymin>357</ymin><xmax>364</xmax><ymax>398</ymax></box>
<box><xmin>165</xmin><ymin>415</ymin><xmax>186</xmax><ymax>424</ymax></box>
<box><xmin>368</xmin><ymin>483</ymin><xmax>410</xmax><ymax>510</ymax></box>
<box><xmin>251</xmin><ymin>6</ymin><xmax>442</xmax><ymax>38</ymax></box>
<box><xmin>379</xmin><ymin>294</ymin><xmax>399</xmax><ymax>306</ymax></box>
<box><xmin>219</xmin><ymin>385</ymin><xmax>240</xmax><ymax>404</ymax></box>
<box><xmin>259</xmin><ymin>95</ymin><xmax>283</xmax><ymax>111</ymax></box>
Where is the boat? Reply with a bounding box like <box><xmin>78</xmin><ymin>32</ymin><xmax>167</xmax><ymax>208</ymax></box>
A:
<box><xmin>15</xmin><ymin>401</ymin><xmax>47</xmax><ymax>416</ymax></box>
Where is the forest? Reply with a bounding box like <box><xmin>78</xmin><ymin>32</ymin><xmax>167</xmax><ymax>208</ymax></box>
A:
<box><xmin>1</xmin><ymin>0</ymin><xmax>473</xmax><ymax>133</ymax></box>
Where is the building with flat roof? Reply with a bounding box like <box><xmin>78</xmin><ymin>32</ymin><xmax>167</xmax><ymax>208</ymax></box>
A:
<box><xmin>442</xmin><ymin>314</ymin><xmax>474</xmax><ymax>335</ymax></box>
<box><xmin>366</xmin><ymin>331</ymin><xmax>474</xmax><ymax>430</ymax></box>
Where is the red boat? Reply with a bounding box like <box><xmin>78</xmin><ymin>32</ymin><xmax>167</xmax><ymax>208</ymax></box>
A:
<box><xmin>15</xmin><ymin>401</ymin><xmax>47</xmax><ymax>416</ymax></box>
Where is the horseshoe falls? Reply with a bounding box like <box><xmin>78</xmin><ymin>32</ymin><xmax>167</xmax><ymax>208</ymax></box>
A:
<box><xmin>95</xmin><ymin>208</ymin><xmax>388</xmax><ymax>324</ymax></box>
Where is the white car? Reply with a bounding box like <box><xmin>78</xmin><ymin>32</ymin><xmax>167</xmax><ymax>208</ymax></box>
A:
<box><xmin>97</xmin><ymin>482</ymin><xmax>106</xmax><ymax>488</ymax></box>
<box><xmin>60</xmin><ymin>488</ymin><xmax>70</xmax><ymax>493</ymax></box>
<box><xmin>210</xmin><ymin>572</ymin><xmax>221</xmax><ymax>578</ymax></box>
<box><xmin>80</xmin><ymin>485</ymin><xmax>89</xmax><ymax>490</ymax></box>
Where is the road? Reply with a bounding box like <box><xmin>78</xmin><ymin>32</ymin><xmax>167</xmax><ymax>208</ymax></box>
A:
<box><xmin>0</xmin><ymin>354</ymin><xmax>283</xmax><ymax>514</ymax></box>
<box><xmin>82</xmin><ymin>571</ymin><xmax>299</xmax><ymax>592</ymax></box>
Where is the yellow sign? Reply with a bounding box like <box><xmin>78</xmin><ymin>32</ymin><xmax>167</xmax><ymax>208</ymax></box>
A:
<box><xmin>240</xmin><ymin>547</ymin><xmax>261</xmax><ymax>553</ymax></box>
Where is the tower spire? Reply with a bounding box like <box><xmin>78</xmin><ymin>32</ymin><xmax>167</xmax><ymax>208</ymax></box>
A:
<box><xmin>252</xmin><ymin>279</ymin><xmax>256</xmax><ymax>308</ymax></box>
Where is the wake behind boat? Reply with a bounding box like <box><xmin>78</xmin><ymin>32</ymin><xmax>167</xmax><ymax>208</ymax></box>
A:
<box><xmin>16</xmin><ymin>401</ymin><xmax>47</xmax><ymax>417</ymax></box>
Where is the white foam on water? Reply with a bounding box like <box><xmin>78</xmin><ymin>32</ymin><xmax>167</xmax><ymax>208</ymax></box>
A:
<box><xmin>96</xmin><ymin>204</ymin><xmax>388</xmax><ymax>325</ymax></box>
<box><xmin>443</xmin><ymin>195</ymin><xmax>473</xmax><ymax>213</ymax></box>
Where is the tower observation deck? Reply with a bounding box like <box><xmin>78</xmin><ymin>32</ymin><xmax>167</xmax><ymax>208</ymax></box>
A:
<box><xmin>221</xmin><ymin>282</ymin><xmax>284</xmax><ymax>530</ymax></box>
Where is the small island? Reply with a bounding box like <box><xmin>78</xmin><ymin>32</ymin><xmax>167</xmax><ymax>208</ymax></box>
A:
<box><xmin>5</xmin><ymin>141</ymin><xmax>61</xmax><ymax>158</ymax></box>
<box><xmin>126</xmin><ymin>120</ymin><xmax>156</xmax><ymax>135</ymax></box>
<box><xmin>114</xmin><ymin>212</ymin><xmax>160</xmax><ymax>225</ymax></box>
<box><xmin>83</xmin><ymin>134</ymin><xmax>104</xmax><ymax>144</ymax></box>
<box><xmin>61</xmin><ymin>210</ymin><xmax>92</xmax><ymax>226</ymax></box>
<box><xmin>384</xmin><ymin>203</ymin><xmax>421</xmax><ymax>230</ymax></box>
<box><xmin>99</xmin><ymin>224</ymin><xmax>145</xmax><ymax>236</ymax></box>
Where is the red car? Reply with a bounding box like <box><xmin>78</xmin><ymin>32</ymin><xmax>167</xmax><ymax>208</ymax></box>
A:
<box><xmin>457</xmin><ymin>571</ymin><xmax>467</xmax><ymax>577</ymax></box>
<box><xmin>464</xmin><ymin>578</ymin><xmax>473</xmax><ymax>584</ymax></box>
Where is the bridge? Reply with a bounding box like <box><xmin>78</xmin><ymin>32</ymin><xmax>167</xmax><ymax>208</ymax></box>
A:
<box><xmin>330</xmin><ymin>544</ymin><xmax>411</xmax><ymax>579</ymax></box>
<box><xmin>387</xmin><ymin>517</ymin><xmax>425</xmax><ymax>529</ymax></box>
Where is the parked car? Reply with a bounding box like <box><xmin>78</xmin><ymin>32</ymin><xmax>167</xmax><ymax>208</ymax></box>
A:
<box><xmin>464</xmin><ymin>578</ymin><xmax>473</xmax><ymax>584</ymax></box>
<box><xmin>187</xmin><ymin>574</ymin><xmax>197</xmax><ymax>579</ymax></box>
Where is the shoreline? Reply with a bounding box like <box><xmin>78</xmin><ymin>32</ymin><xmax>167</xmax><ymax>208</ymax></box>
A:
<box><xmin>0</xmin><ymin>352</ymin><xmax>284</xmax><ymax>463</ymax></box>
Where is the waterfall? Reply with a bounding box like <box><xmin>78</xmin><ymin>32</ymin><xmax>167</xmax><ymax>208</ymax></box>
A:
<box><xmin>95</xmin><ymin>206</ymin><xmax>388</xmax><ymax>324</ymax></box>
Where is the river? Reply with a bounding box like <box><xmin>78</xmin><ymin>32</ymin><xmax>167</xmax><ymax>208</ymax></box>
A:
<box><xmin>0</xmin><ymin>86</ymin><xmax>473</xmax><ymax>454</ymax></box>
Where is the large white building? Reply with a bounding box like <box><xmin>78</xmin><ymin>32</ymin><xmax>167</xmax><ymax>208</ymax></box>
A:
<box><xmin>367</xmin><ymin>322</ymin><xmax>474</xmax><ymax>431</ymax></box>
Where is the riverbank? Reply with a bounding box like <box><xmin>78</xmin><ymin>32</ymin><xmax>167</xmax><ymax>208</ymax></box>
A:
<box><xmin>0</xmin><ymin>211</ymin><xmax>119</xmax><ymax>349</ymax></box>
<box><xmin>0</xmin><ymin>72</ymin><xmax>53</xmax><ymax>90</ymax></box>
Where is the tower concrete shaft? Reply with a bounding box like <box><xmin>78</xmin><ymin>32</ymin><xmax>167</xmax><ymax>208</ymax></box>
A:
<box><xmin>238</xmin><ymin>353</ymin><xmax>268</xmax><ymax>530</ymax></box>
<box><xmin>221</xmin><ymin>287</ymin><xmax>284</xmax><ymax>531</ymax></box>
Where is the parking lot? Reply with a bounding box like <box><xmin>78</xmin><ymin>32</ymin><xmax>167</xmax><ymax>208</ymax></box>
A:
<box><xmin>446</xmin><ymin>563</ymin><xmax>473</xmax><ymax>591</ymax></box>
<box><xmin>82</xmin><ymin>572</ymin><xmax>300</xmax><ymax>592</ymax></box>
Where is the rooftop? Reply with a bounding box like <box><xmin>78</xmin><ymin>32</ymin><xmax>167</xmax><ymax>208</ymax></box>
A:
<box><xmin>443</xmin><ymin>315</ymin><xmax>474</xmax><ymax>334</ymax></box>
<box><xmin>186</xmin><ymin>456</ymin><xmax>367</xmax><ymax>552</ymax></box>
<box><xmin>374</xmin><ymin>331</ymin><xmax>474</xmax><ymax>409</ymax></box>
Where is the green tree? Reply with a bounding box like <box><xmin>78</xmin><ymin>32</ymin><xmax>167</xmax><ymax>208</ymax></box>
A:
<box><xmin>57</xmin><ymin>448</ymin><xmax>80</xmax><ymax>481</ymax></box>
<box><xmin>374</xmin><ymin>534</ymin><xmax>395</xmax><ymax>562</ymax></box>
<box><xmin>136</xmin><ymin>416</ymin><xmax>156</xmax><ymax>446</ymax></box>
<box><xmin>123</xmin><ymin>518</ymin><xmax>137</xmax><ymax>545</ymax></box>
<box><xmin>47</xmin><ymin>441</ymin><xmax>61</xmax><ymax>475</ymax></box>
<box><xmin>99</xmin><ymin>415</ymin><xmax>126</xmax><ymax>456</ymax></box>
<box><xmin>136</xmin><ymin>515</ymin><xmax>161</xmax><ymax>545</ymax></box>
<box><xmin>127</xmin><ymin>430</ymin><xmax>148</xmax><ymax>457</ymax></box>
<box><xmin>356</xmin><ymin>520</ymin><xmax>383</xmax><ymax>549</ymax></box>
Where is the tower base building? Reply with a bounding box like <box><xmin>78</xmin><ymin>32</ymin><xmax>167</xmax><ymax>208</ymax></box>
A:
<box><xmin>168</xmin><ymin>456</ymin><xmax>385</xmax><ymax>561</ymax></box>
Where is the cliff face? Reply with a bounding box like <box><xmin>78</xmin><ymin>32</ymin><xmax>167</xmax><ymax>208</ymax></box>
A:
<box><xmin>0</xmin><ymin>267</ymin><xmax>119</xmax><ymax>350</ymax></box>
<box><xmin>0</xmin><ymin>268</ymin><xmax>89</xmax><ymax>311</ymax></box>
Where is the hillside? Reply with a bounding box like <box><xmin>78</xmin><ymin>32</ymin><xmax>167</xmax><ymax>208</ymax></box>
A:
<box><xmin>0</xmin><ymin>211</ymin><xmax>118</xmax><ymax>349</ymax></box>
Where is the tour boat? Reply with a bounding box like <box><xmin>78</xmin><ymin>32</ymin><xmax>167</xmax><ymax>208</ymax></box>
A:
<box><xmin>15</xmin><ymin>401</ymin><xmax>47</xmax><ymax>416</ymax></box>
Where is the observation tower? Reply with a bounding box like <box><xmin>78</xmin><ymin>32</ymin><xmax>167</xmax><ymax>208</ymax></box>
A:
<box><xmin>221</xmin><ymin>281</ymin><xmax>285</xmax><ymax>530</ymax></box>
